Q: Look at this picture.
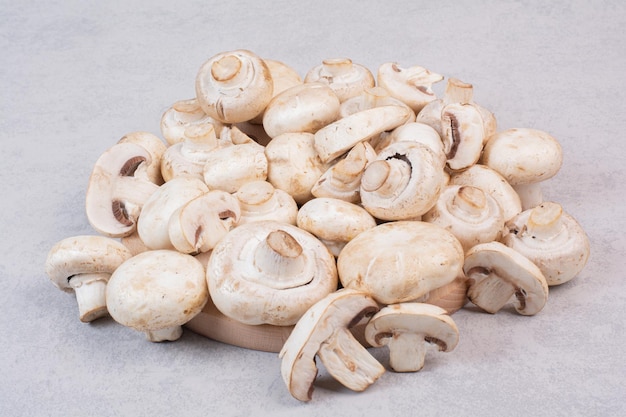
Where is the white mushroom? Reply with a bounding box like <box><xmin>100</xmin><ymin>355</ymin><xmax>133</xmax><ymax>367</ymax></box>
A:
<box><xmin>45</xmin><ymin>235</ymin><xmax>133</xmax><ymax>322</ymax></box>
<box><xmin>464</xmin><ymin>241</ymin><xmax>549</xmax><ymax>315</ymax></box>
<box><xmin>202</xmin><ymin>141</ymin><xmax>268</xmax><ymax>193</ymax></box>
<box><xmin>481</xmin><ymin>128</ymin><xmax>563</xmax><ymax>210</ymax></box>
<box><xmin>423</xmin><ymin>184</ymin><xmax>504</xmax><ymax>252</ymax></box>
<box><xmin>85</xmin><ymin>141</ymin><xmax>160</xmax><ymax>238</ymax></box>
<box><xmin>296</xmin><ymin>197</ymin><xmax>377</xmax><ymax>256</ymax></box>
<box><xmin>262</xmin><ymin>82</ymin><xmax>341</xmax><ymax>139</ymax></box>
<box><xmin>234</xmin><ymin>180</ymin><xmax>298</xmax><ymax>225</ymax></box>
<box><xmin>304</xmin><ymin>58</ymin><xmax>375</xmax><ymax>102</ymax></box>
<box><xmin>137</xmin><ymin>177</ymin><xmax>209</xmax><ymax>250</ymax></box>
<box><xmin>279</xmin><ymin>288</ymin><xmax>384</xmax><ymax>402</ymax></box>
<box><xmin>311</xmin><ymin>141</ymin><xmax>377</xmax><ymax>203</ymax></box>
<box><xmin>106</xmin><ymin>250</ymin><xmax>208</xmax><ymax>342</ymax></box>
<box><xmin>195</xmin><ymin>49</ymin><xmax>273</xmax><ymax>123</ymax></box>
<box><xmin>339</xmin><ymin>86</ymin><xmax>416</xmax><ymax>121</ymax></box>
<box><xmin>206</xmin><ymin>221</ymin><xmax>338</xmax><ymax>326</ymax></box>
<box><xmin>373</xmin><ymin>121</ymin><xmax>445</xmax><ymax>164</ymax></box>
<box><xmin>314</xmin><ymin>104</ymin><xmax>413</xmax><ymax>163</ymax></box>
<box><xmin>377</xmin><ymin>62</ymin><xmax>444</xmax><ymax>113</ymax></box>
<box><xmin>265</xmin><ymin>132</ymin><xmax>330</xmax><ymax>205</ymax></box>
<box><xmin>160</xmin><ymin>98</ymin><xmax>223</xmax><ymax>146</ymax></box>
<box><xmin>440</xmin><ymin>100</ymin><xmax>486</xmax><ymax>171</ymax></box>
<box><xmin>359</xmin><ymin>141</ymin><xmax>446</xmax><ymax>221</ymax></box>
<box><xmin>501</xmin><ymin>202</ymin><xmax>590</xmax><ymax>286</ymax></box>
<box><xmin>365</xmin><ymin>303</ymin><xmax>459</xmax><ymax>372</ymax></box>
<box><xmin>168</xmin><ymin>190</ymin><xmax>241</xmax><ymax>254</ymax></box>
<box><xmin>337</xmin><ymin>221</ymin><xmax>464</xmax><ymax>305</ymax></box>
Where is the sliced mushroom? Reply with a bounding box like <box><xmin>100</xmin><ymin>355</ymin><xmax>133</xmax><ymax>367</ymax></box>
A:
<box><xmin>464</xmin><ymin>241</ymin><xmax>549</xmax><ymax>315</ymax></box>
<box><xmin>304</xmin><ymin>58</ymin><xmax>375</xmax><ymax>102</ymax></box>
<box><xmin>365</xmin><ymin>303</ymin><xmax>459</xmax><ymax>372</ymax></box>
<box><xmin>337</xmin><ymin>221</ymin><xmax>464</xmax><ymax>305</ymax></box>
<box><xmin>168</xmin><ymin>190</ymin><xmax>241</xmax><ymax>254</ymax></box>
<box><xmin>195</xmin><ymin>49</ymin><xmax>273</xmax><ymax>123</ymax></box>
<box><xmin>106</xmin><ymin>250</ymin><xmax>208</xmax><ymax>342</ymax></box>
<box><xmin>359</xmin><ymin>141</ymin><xmax>446</xmax><ymax>221</ymax></box>
<box><xmin>279</xmin><ymin>288</ymin><xmax>383</xmax><ymax>402</ymax></box>
<box><xmin>501</xmin><ymin>202</ymin><xmax>590</xmax><ymax>286</ymax></box>
<box><xmin>45</xmin><ymin>235</ymin><xmax>133</xmax><ymax>322</ymax></box>
<box><xmin>160</xmin><ymin>98</ymin><xmax>223</xmax><ymax>146</ymax></box>
<box><xmin>311</xmin><ymin>141</ymin><xmax>377</xmax><ymax>203</ymax></box>
<box><xmin>117</xmin><ymin>131</ymin><xmax>167</xmax><ymax>185</ymax></box>
<box><xmin>235</xmin><ymin>180</ymin><xmax>298</xmax><ymax>225</ymax></box>
<box><xmin>441</xmin><ymin>101</ymin><xmax>485</xmax><ymax>171</ymax></box>
<box><xmin>85</xmin><ymin>141</ymin><xmax>160</xmax><ymax>238</ymax></box>
<box><xmin>202</xmin><ymin>141</ymin><xmax>268</xmax><ymax>193</ymax></box>
<box><xmin>206</xmin><ymin>221</ymin><xmax>338</xmax><ymax>326</ymax></box>
<box><xmin>297</xmin><ymin>197</ymin><xmax>377</xmax><ymax>256</ymax></box>
<box><xmin>377</xmin><ymin>62</ymin><xmax>444</xmax><ymax>113</ymax></box>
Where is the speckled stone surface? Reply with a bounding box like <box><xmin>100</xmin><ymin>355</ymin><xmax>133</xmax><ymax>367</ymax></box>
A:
<box><xmin>1</xmin><ymin>1</ymin><xmax>624</xmax><ymax>416</ymax></box>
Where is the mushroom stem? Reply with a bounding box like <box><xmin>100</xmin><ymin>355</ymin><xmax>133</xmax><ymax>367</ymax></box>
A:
<box><xmin>144</xmin><ymin>325</ymin><xmax>183</xmax><ymax>342</ymax></box>
<box><xmin>112</xmin><ymin>177</ymin><xmax>160</xmax><ymax>210</ymax></box>
<box><xmin>449</xmin><ymin>186</ymin><xmax>487</xmax><ymax>218</ymax></box>
<box><xmin>321</xmin><ymin>58</ymin><xmax>353</xmax><ymax>78</ymax></box>
<box><xmin>330</xmin><ymin>143</ymin><xmax>369</xmax><ymax>186</ymax></box>
<box><xmin>443</xmin><ymin>78</ymin><xmax>474</xmax><ymax>105</ymax></box>
<box><xmin>317</xmin><ymin>329</ymin><xmax>385</xmax><ymax>392</ymax></box>
<box><xmin>69</xmin><ymin>273</ymin><xmax>110</xmax><ymax>322</ymax></box>
<box><xmin>526</xmin><ymin>202</ymin><xmax>564</xmax><ymax>240</ymax></box>
<box><xmin>386</xmin><ymin>332</ymin><xmax>428</xmax><ymax>372</ymax></box>
<box><xmin>467</xmin><ymin>274</ymin><xmax>515</xmax><ymax>314</ymax></box>
<box><xmin>181</xmin><ymin>123</ymin><xmax>218</xmax><ymax>157</ymax></box>
<box><xmin>360</xmin><ymin>159</ymin><xmax>411</xmax><ymax>197</ymax></box>
<box><xmin>211</xmin><ymin>54</ymin><xmax>243</xmax><ymax>83</ymax></box>
<box><xmin>513</xmin><ymin>183</ymin><xmax>543</xmax><ymax>211</ymax></box>
<box><xmin>253</xmin><ymin>230</ymin><xmax>308</xmax><ymax>288</ymax></box>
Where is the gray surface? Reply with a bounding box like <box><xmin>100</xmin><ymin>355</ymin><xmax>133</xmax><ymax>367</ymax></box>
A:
<box><xmin>2</xmin><ymin>1</ymin><xmax>625</xmax><ymax>416</ymax></box>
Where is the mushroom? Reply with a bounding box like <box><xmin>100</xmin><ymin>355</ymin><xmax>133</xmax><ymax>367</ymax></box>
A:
<box><xmin>337</xmin><ymin>221</ymin><xmax>464</xmax><ymax>305</ymax></box>
<box><xmin>160</xmin><ymin>98</ymin><xmax>223</xmax><ymax>146</ymax></box>
<box><xmin>440</xmin><ymin>100</ymin><xmax>486</xmax><ymax>171</ymax></box>
<box><xmin>304</xmin><ymin>58</ymin><xmax>375</xmax><ymax>102</ymax></box>
<box><xmin>168</xmin><ymin>190</ymin><xmax>241</xmax><ymax>254</ymax></box>
<box><xmin>45</xmin><ymin>235</ymin><xmax>133</xmax><ymax>322</ymax></box>
<box><xmin>412</xmin><ymin>275</ymin><xmax>470</xmax><ymax>314</ymax></box>
<box><xmin>359</xmin><ymin>141</ymin><xmax>446</xmax><ymax>221</ymax></box>
<box><xmin>296</xmin><ymin>197</ymin><xmax>377</xmax><ymax>257</ymax></box>
<box><xmin>262</xmin><ymin>82</ymin><xmax>341</xmax><ymax>139</ymax></box>
<box><xmin>279</xmin><ymin>288</ymin><xmax>384</xmax><ymax>402</ymax></box>
<box><xmin>137</xmin><ymin>177</ymin><xmax>209</xmax><ymax>250</ymax></box>
<box><xmin>234</xmin><ymin>180</ymin><xmax>298</xmax><ymax>225</ymax></box>
<box><xmin>449</xmin><ymin>164</ymin><xmax>522</xmax><ymax>222</ymax></box>
<box><xmin>422</xmin><ymin>184</ymin><xmax>504</xmax><ymax>252</ymax></box>
<box><xmin>106</xmin><ymin>250</ymin><xmax>208</xmax><ymax>342</ymax></box>
<box><xmin>373</xmin><ymin>121</ymin><xmax>445</xmax><ymax>164</ymax></box>
<box><xmin>464</xmin><ymin>241</ymin><xmax>549</xmax><ymax>315</ymax></box>
<box><xmin>481</xmin><ymin>128</ymin><xmax>563</xmax><ymax>210</ymax></box>
<box><xmin>195</xmin><ymin>49</ymin><xmax>273</xmax><ymax>123</ymax></box>
<box><xmin>314</xmin><ymin>104</ymin><xmax>413</xmax><ymax>163</ymax></box>
<box><xmin>339</xmin><ymin>86</ymin><xmax>416</xmax><ymax>121</ymax></box>
<box><xmin>202</xmin><ymin>141</ymin><xmax>268</xmax><ymax>193</ymax></box>
<box><xmin>377</xmin><ymin>62</ymin><xmax>444</xmax><ymax>113</ymax></box>
<box><xmin>206</xmin><ymin>221</ymin><xmax>338</xmax><ymax>326</ymax></box>
<box><xmin>311</xmin><ymin>141</ymin><xmax>377</xmax><ymax>203</ymax></box>
<box><xmin>85</xmin><ymin>141</ymin><xmax>160</xmax><ymax>238</ymax></box>
<box><xmin>501</xmin><ymin>201</ymin><xmax>590</xmax><ymax>286</ymax></box>
<box><xmin>364</xmin><ymin>303</ymin><xmax>459</xmax><ymax>372</ymax></box>
<box><xmin>117</xmin><ymin>131</ymin><xmax>167</xmax><ymax>185</ymax></box>
<box><xmin>265</xmin><ymin>132</ymin><xmax>330</xmax><ymax>205</ymax></box>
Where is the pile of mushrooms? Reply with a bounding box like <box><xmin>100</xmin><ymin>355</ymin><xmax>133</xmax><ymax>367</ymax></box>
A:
<box><xmin>45</xmin><ymin>49</ymin><xmax>590</xmax><ymax>401</ymax></box>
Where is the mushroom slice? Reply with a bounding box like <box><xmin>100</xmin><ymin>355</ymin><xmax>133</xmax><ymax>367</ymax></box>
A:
<box><xmin>314</xmin><ymin>105</ymin><xmax>412</xmax><ymax>163</ymax></box>
<box><xmin>441</xmin><ymin>102</ymin><xmax>485</xmax><ymax>171</ymax></box>
<box><xmin>45</xmin><ymin>235</ymin><xmax>133</xmax><ymax>322</ymax></box>
<box><xmin>106</xmin><ymin>250</ymin><xmax>208</xmax><ymax>342</ymax></box>
<box><xmin>279</xmin><ymin>288</ymin><xmax>383</xmax><ymax>402</ymax></box>
<box><xmin>85</xmin><ymin>142</ymin><xmax>160</xmax><ymax>238</ymax></box>
<box><xmin>168</xmin><ymin>190</ymin><xmax>241</xmax><ymax>254</ymax></box>
<box><xmin>311</xmin><ymin>141</ymin><xmax>377</xmax><ymax>203</ymax></box>
<box><xmin>117</xmin><ymin>131</ymin><xmax>167</xmax><ymax>185</ymax></box>
<box><xmin>464</xmin><ymin>241</ymin><xmax>549</xmax><ymax>315</ymax></box>
<box><xmin>195</xmin><ymin>49</ymin><xmax>273</xmax><ymax>123</ymax></box>
<box><xmin>207</xmin><ymin>221</ymin><xmax>338</xmax><ymax>326</ymax></box>
<box><xmin>377</xmin><ymin>63</ymin><xmax>444</xmax><ymax>113</ymax></box>
<box><xmin>365</xmin><ymin>303</ymin><xmax>459</xmax><ymax>372</ymax></box>
<box><xmin>359</xmin><ymin>141</ymin><xmax>446</xmax><ymax>221</ymax></box>
<box><xmin>501</xmin><ymin>202</ymin><xmax>590</xmax><ymax>286</ymax></box>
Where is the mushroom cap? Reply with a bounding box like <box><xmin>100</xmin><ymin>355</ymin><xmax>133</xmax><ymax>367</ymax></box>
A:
<box><xmin>45</xmin><ymin>235</ymin><xmax>133</xmax><ymax>292</ymax></box>
<box><xmin>202</xmin><ymin>142</ymin><xmax>268</xmax><ymax>193</ymax></box>
<box><xmin>279</xmin><ymin>288</ymin><xmax>383</xmax><ymax>402</ymax></box>
<box><xmin>375</xmin><ymin>122</ymin><xmax>444</xmax><ymax>162</ymax></box>
<box><xmin>206</xmin><ymin>220</ymin><xmax>338</xmax><ymax>326</ymax></box>
<box><xmin>464</xmin><ymin>241</ymin><xmax>549</xmax><ymax>315</ymax></box>
<box><xmin>160</xmin><ymin>98</ymin><xmax>222</xmax><ymax>146</ymax></box>
<box><xmin>481</xmin><ymin>128</ymin><xmax>563</xmax><ymax>185</ymax></box>
<box><xmin>195</xmin><ymin>49</ymin><xmax>273</xmax><ymax>123</ymax></box>
<box><xmin>106</xmin><ymin>250</ymin><xmax>208</xmax><ymax>332</ymax></box>
<box><xmin>304</xmin><ymin>58</ymin><xmax>375</xmax><ymax>102</ymax></box>
<box><xmin>502</xmin><ymin>202</ymin><xmax>590</xmax><ymax>286</ymax></box>
<box><xmin>337</xmin><ymin>221</ymin><xmax>464</xmax><ymax>305</ymax></box>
